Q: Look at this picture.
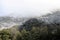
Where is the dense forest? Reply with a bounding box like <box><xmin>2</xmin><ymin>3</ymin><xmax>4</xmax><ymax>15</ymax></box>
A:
<box><xmin>0</xmin><ymin>11</ymin><xmax>60</xmax><ymax>40</ymax></box>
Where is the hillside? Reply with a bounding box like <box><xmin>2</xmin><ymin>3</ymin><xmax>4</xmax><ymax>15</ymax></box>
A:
<box><xmin>0</xmin><ymin>11</ymin><xmax>60</xmax><ymax>30</ymax></box>
<box><xmin>18</xmin><ymin>11</ymin><xmax>60</xmax><ymax>31</ymax></box>
<box><xmin>0</xmin><ymin>16</ymin><xmax>29</xmax><ymax>30</ymax></box>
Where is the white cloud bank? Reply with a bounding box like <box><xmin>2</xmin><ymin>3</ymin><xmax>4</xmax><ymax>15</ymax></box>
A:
<box><xmin>1</xmin><ymin>0</ymin><xmax>60</xmax><ymax>17</ymax></box>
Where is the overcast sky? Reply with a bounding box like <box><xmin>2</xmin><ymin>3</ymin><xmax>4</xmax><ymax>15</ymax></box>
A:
<box><xmin>1</xmin><ymin>0</ymin><xmax>60</xmax><ymax>17</ymax></box>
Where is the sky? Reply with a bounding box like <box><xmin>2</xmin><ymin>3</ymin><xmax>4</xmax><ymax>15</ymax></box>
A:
<box><xmin>1</xmin><ymin>0</ymin><xmax>60</xmax><ymax>17</ymax></box>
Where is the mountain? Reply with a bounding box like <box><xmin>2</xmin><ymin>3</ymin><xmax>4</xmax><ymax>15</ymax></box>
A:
<box><xmin>0</xmin><ymin>16</ymin><xmax>30</xmax><ymax>30</ymax></box>
<box><xmin>38</xmin><ymin>11</ymin><xmax>60</xmax><ymax>24</ymax></box>
<box><xmin>18</xmin><ymin>11</ymin><xmax>60</xmax><ymax>31</ymax></box>
<box><xmin>0</xmin><ymin>11</ymin><xmax>60</xmax><ymax>30</ymax></box>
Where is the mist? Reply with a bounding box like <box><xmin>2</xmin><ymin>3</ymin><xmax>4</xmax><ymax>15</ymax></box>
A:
<box><xmin>1</xmin><ymin>0</ymin><xmax>60</xmax><ymax>17</ymax></box>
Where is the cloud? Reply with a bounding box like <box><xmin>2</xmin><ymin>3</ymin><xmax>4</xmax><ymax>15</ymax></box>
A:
<box><xmin>1</xmin><ymin>0</ymin><xmax>60</xmax><ymax>17</ymax></box>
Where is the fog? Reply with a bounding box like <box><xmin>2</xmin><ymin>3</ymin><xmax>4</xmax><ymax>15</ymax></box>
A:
<box><xmin>1</xmin><ymin>0</ymin><xmax>60</xmax><ymax>17</ymax></box>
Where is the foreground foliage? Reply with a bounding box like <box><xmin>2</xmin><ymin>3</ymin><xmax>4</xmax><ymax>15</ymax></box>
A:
<box><xmin>0</xmin><ymin>26</ymin><xmax>60</xmax><ymax>40</ymax></box>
